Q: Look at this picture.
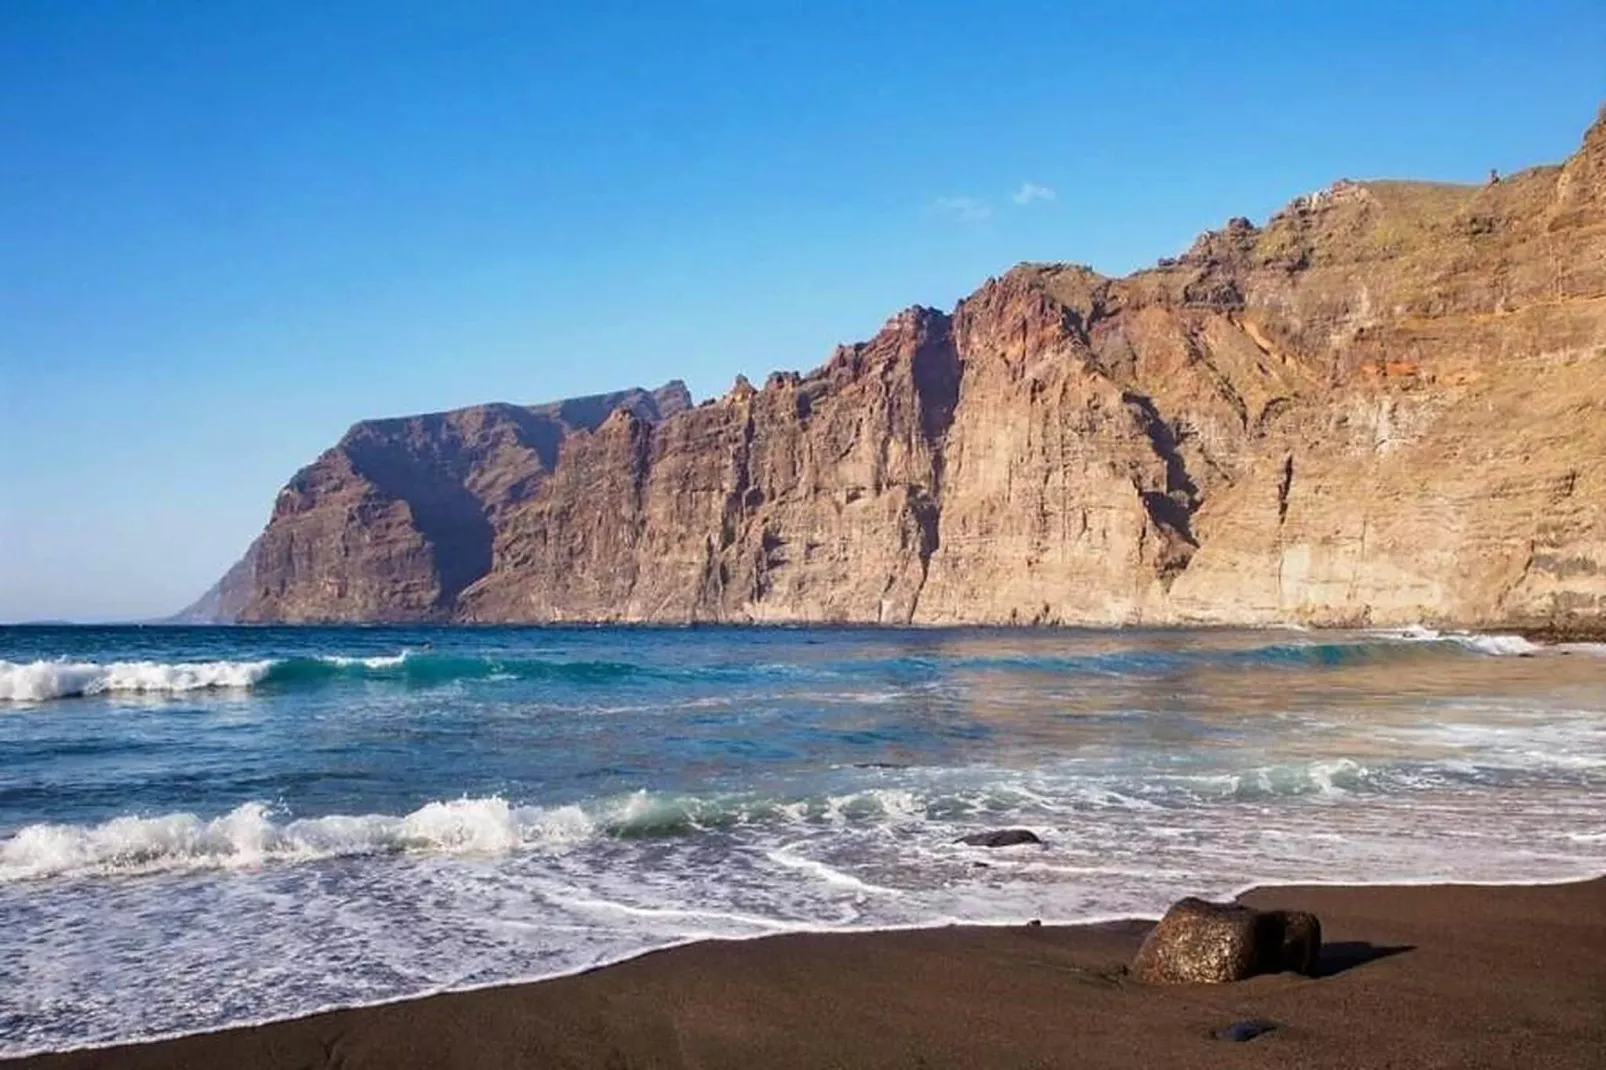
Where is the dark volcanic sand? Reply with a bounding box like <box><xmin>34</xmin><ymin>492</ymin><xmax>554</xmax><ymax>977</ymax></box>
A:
<box><xmin>9</xmin><ymin>879</ymin><xmax>1603</xmax><ymax>1069</ymax></box>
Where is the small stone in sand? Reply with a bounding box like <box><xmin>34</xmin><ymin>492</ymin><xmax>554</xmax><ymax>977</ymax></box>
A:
<box><xmin>957</xmin><ymin>829</ymin><xmax>1042</xmax><ymax>847</ymax></box>
<box><xmin>1214</xmin><ymin>1019</ymin><xmax>1278</xmax><ymax>1042</ymax></box>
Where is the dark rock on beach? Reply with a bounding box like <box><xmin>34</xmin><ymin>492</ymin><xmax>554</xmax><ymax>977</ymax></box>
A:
<box><xmin>1131</xmin><ymin>897</ymin><xmax>1323</xmax><ymax>984</ymax></box>
<box><xmin>1132</xmin><ymin>898</ymin><xmax>1262</xmax><ymax>983</ymax></box>
<box><xmin>1214</xmin><ymin>1019</ymin><xmax>1279</xmax><ymax>1042</ymax></box>
<box><xmin>957</xmin><ymin>829</ymin><xmax>1042</xmax><ymax>848</ymax></box>
<box><xmin>1272</xmin><ymin>909</ymin><xmax>1323</xmax><ymax>975</ymax></box>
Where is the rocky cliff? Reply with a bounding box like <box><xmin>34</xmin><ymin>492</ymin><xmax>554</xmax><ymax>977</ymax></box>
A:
<box><xmin>192</xmin><ymin>383</ymin><xmax>692</xmax><ymax>622</ymax></box>
<box><xmin>191</xmin><ymin>108</ymin><xmax>1606</xmax><ymax>630</ymax></box>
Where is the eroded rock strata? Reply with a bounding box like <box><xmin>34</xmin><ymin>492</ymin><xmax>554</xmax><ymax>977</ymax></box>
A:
<box><xmin>189</xmin><ymin>108</ymin><xmax>1606</xmax><ymax>629</ymax></box>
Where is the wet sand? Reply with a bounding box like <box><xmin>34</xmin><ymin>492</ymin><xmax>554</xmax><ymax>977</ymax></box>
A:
<box><xmin>9</xmin><ymin>878</ymin><xmax>1603</xmax><ymax>1069</ymax></box>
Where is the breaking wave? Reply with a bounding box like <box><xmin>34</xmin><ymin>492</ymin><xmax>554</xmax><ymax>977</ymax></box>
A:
<box><xmin>0</xmin><ymin>652</ymin><xmax>642</xmax><ymax>702</ymax></box>
<box><xmin>0</xmin><ymin>798</ymin><xmax>574</xmax><ymax>881</ymax></box>
<box><xmin>0</xmin><ymin>789</ymin><xmax>933</xmax><ymax>882</ymax></box>
<box><xmin>1369</xmin><ymin>625</ymin><xmax>1544</xmax><ymax>657</ymax></box>
<box><xmin>0</xmin><ymin>658</ymin><xmax>278</xmax><ymax>702</ymax></box>
<box><xmin>0</xmin><ymin>754</ymin><xmax>1530</xmax><ymax>884</ymax></box>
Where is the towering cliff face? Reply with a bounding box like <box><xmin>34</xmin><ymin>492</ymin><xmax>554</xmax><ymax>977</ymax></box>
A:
<box><xmin>226</xmin><ymin>383</ymin><xmax>691</xmax><ymax>622</ymax></box>
<box><xmin>195</xmin><ymin>109</ymin><xmax>1606</xmax><ymax>630</ymax></box>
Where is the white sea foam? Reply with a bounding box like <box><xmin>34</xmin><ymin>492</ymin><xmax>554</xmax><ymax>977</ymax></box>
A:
<box><xmin>0</xmin><ymin>796</ymin><xmax>558</xmax><ymax>880</ymax></box>
<box><xmin>0</xmin><ymin>651</ymin><xmax>427</xmax><ymax>702</ymax></box>
<box><xmin>1370</xmin><ymin>626</ymin><xmax>1543</xmax><ymax>656</ymax></box>
<box><xmin>1153</xmin><ymin>757</ymin><xmax>1375</xmax><ymax>800</ymax></box>
<box><xmin>0</xmin><ymin>787</ymin><xmax>937</xmax><ymax>883</ymax></box>
<box><xmin>0</xmin><ymin>787</ymin><xmax>955</xmax><ymax>883</ymax></box>
<box><xmin>1553</xmin><ymin>642</ymin><xmax>1606</xmax><ymax>656</ymax></box>
<box><xmin>0</xmin><ymin>755</ymin><xmax>1517</xmax><ymax>886</ymax></box>
<box><xmin>3</xmin><ymin>775</ymin><xmax>1603</xmax><ymax>1058</ymax></box>
<box><xmin>1372</xmin><ymin>718</ymin><xmax>1606</xmax><ymax>772</ymax></box>
<box><xmin>0</xmin><ymin>797</ymin><xmax>595</xmax><ymax>881</ymax></box>
<box><xmin>1375</xmin><ymin>623</ymin><xmax>1445</xmax><ymax>642</ymax></box>
<box><xmin>1451</xmin><ymin>633</ymin><xmax>1542</xmax><ymax>656</ymax></box>
<box><xmin>765</xmin><ymin>845</ymin><xmax>905</xmax><ymax>895</ymax></box>
<box><xmin>318</xmin><ymin>652</ymin><xmax>411</xmax><ymax>669</ymax></box>
<box><xmin>0</xmin><ymin>659</ymin><xmax>277</xmax><ymax>702</ymax></box>
<box><xmin>823</xmin><ymin>787</ymin><xmax>923</xmax><ymax>823</ymax></box>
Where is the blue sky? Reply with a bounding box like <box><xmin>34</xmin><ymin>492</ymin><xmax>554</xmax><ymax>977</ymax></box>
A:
<box><xmin>2</xmin><ymin>1</ymin><xmax>1602</xmax><ymax>622</ymax></box>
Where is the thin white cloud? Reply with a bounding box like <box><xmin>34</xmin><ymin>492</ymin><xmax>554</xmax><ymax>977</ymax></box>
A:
<box><xmin>1012</xmin><ymin>182</ymin><xmax>1056</xmax><ymax>206</ymax></box>
<box><xmin>930</xmin><ymin>196</ymin><xmax>992</xmax><ymax>224</ymax></box>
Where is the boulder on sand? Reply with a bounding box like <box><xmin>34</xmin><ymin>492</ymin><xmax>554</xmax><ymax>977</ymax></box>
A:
<box><xmin>1130</xmin><ymin>897</ymin><xmax>1322</xmax><ymax>983</ymax></box>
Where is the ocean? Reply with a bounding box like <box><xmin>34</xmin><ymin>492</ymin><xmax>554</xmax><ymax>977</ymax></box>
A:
<box><xmin>1</xmin><ymin>624</ymin><xmax>1603</xmax><ymax>1056</ymax></box>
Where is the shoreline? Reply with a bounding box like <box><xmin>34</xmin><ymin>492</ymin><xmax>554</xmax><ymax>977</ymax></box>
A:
<box><xmin>9</xmin><ymin>875</ymin><xmax>1603</xmax><ymax>1069</ymax></box>
<box><xmin>14</xmin><ymin>618</ymin><xmax>1606</xmax><ymax>648</ymax></box>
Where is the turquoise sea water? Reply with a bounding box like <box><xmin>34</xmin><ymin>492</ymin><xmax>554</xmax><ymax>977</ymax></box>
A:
<box><xmin>2</xmin><ymin>624</ymin><xmax>1603</xmax><ymax>1055</ymax></box>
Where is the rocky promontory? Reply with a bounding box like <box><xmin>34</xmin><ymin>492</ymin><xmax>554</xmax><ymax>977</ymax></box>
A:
<box><xmin>184</xmin><ymin>108</ymin><xmax>1606</xmax><ymax>630</ymax></box>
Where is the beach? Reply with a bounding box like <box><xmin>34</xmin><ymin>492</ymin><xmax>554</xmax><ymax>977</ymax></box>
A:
<box><xmin>3</xmin><ymin>625</ymin><xmax>1603</xmax><ymax>1061</ymax></box>
<box><xmin>8</xmin><ymin>877</ymin><xmax>1602</xmax><ymax>1069</ymax></box>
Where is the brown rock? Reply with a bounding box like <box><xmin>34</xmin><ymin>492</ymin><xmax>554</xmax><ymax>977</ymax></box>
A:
<box><xmin>1130</xmin><ymin>898</ymin><xmax>1323</xmax><ymax>984</ymax></box>
<box><xmin>180</xmin><ymin>110</ymin><xmax>1606</xmax><ymax>632</ymax></box>
<box><xmin>1131</xmin><ymin>898</ymin><xmax>1262</xmax><ymax>984</ymax></box>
